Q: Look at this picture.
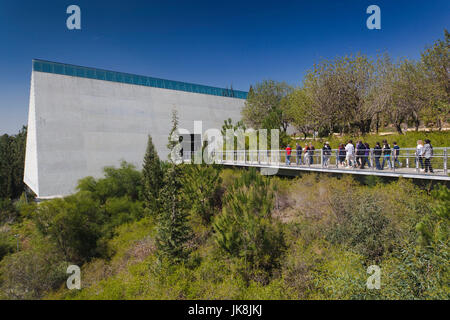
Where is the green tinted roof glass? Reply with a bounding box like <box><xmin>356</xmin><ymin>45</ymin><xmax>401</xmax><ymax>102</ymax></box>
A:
<box><xmin>32</xmin><ymin>59</ymin><xmax>248</xmax><ymax>99</ymax></box>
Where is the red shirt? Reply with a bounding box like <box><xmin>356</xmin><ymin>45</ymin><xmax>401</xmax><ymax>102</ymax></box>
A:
<box><xmin>286</xmin><ymin>147</ymin><xmax>292</xmax><ymax>155</ymax></box>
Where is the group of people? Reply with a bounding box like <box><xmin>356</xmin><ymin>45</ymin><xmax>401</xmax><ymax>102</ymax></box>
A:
<box><xmin>415</xmin><ymin>139</ymin><xmax>434</xmax><ymax>173</ymax></box>
<box><xmin>285</xmin><ymin>143</ymin><xmax>317</xmax><ymax>166</ymax></box>
<box><xmin>284</xmin><ymin>139</ymin><xmax>434</xmax><ymax>173</ymax></box>
<box><xmin>338</xmin><ymin>139</ymin><xmax>400</xmax><ymax>170</ymax></box>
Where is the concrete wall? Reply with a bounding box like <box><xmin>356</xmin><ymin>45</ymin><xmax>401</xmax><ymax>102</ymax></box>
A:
<box><xmin>25</xmin><ymin>70</ymin><xmax>245</xmax><ymax>198</ymax></box>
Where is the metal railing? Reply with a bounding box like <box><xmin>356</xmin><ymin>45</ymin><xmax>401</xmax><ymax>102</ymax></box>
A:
<box><xmin>183</xmin><ymin>147</ymin><xmax>449</xmax><ymax>175</ymax></box>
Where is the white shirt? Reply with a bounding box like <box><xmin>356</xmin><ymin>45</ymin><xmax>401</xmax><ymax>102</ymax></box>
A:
<box><xmin>345</xmin><ymin>143</ymin><xmax>355</xmax><ymax>155</ymax></box>
<box><xmin>416</xmin><ymin>144</ymin><xmax>424</xmax><ymax>156</ymax></box>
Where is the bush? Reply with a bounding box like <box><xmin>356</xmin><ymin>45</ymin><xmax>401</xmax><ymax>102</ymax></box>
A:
<box><xmin>213</xmin><ymin>169</ymin><xmax>286</xmax><ymax>283</ymax></box>
<box><xmin>0</xmin><ymin>243</ymin><xmax>67</xmax><ymax>299</ymax></box>
<box><xmin>0</xmin><ymin>232</ymin><xmax>14</xmax><ymax>261</ymax></box>
<box><xmin>0</xmin><ymin>198</ymin><xmax>18</xmax><ymax>224</ymax></box>
<box><xmin>77</xmin><ymin>161</ymin><xmax>143</xmax><ymax>203</ymax></box>
<box><xmin>34</xmin><ymin>192</ymin><xmax>103</xmax><ymax>264</ymax></box>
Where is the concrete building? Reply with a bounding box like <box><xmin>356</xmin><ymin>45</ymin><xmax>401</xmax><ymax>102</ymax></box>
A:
<box><xmin>24</xmin><ymin>59</ymin><xmax>247</xmax><ymax>199</ymax></box>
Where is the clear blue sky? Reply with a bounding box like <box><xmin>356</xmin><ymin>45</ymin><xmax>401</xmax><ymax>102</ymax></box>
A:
<box><xmin>0</xmin><ymin>0</ymin><xmax>448</xmax><ymax>134</ymax></box>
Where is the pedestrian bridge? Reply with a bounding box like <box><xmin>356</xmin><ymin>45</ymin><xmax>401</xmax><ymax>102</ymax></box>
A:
<box><xmin>204</xmin><ymin>148</ymin><xmax>450</xmax><ymax>181</ymax></box>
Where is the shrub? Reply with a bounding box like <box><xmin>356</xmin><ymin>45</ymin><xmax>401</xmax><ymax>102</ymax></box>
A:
<box><xmin>213</xmin><ymin>169</ymin><xmax>286</xmax><ymax>283</ymax></box>
<box><xmin>0</xmin><ymin>243</ymin><xmax>67</xmax><ymax>299</ymax></box>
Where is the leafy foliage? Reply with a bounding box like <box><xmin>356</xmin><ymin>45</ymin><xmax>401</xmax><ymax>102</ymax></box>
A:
<box><xmin>0</xmin><ymin>241</ymin><xmax>67</xmax><ymax>299</ymax></box>
<box><xmin>0</xmin><ymin>126</ymin><xmax>27</xmax><ymax>200</ymax></box>
<box><xmin>242</xmin><ymin>80</ymin><xmax>292</xmax><ymax>132</ymax></box>
<box><xmin>245</xmin><ymin>30</ymin><xmax>449</xmax><ymax>135</ymax></box>
<box><xmin>183</xmin><ymin>164</ymin><xmax>223</xmax><ymax>225</ymax></box>
<box><xmin>77</xmin><ymin>161</ymin><xmax>143</xmax><ymax>203</ymax></box>
<box><xmin>213</xmin><ymin>169</ymin><xmax>285</xmax><ymax>282</ymax></box>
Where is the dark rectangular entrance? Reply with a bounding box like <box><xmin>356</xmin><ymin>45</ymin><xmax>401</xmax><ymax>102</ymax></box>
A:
<box><xmin>180</xmin><ymin>134</ymin><xmax>202</xmax><ymax>160</ymax></box>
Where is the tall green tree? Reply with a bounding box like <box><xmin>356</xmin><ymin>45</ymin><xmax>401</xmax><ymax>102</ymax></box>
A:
<box><xmin>394</xmin><ymin>59</ymin><xmax>431</xmax><ymax>132</ymax></box>
<box><xmin>304</xmin><ymin>54</ymin><xmax>376</xmax><ymax>135</ymax></box>
<box><xmin>184</xmin><ymin>163</ymin><xmax>222</xmax><ymax>225</ymax></box>
<box><xmin>213</xmin><ymin>169</ymin><xmax>285</xmax><ymax>280</ymax></box>
<box><xmin>34</xmin><ymin>192</ymin><xmax>103</xmax><ymax>264</ymax></box>
<box><xmin>284</xmin><ymin>88</ymin><xmax>316</xmax><ymax>139</ymax></box>
<box><xmin>241</xmin><ymin>80</ymin><xmax>292</xmax><ymax>132</ymax></box>
<box><xmin>156</xmin><ymin>164</ymin><xmax>192</xmax><ymax>263</ymax></box>
<box><xmin>77</xmin><ymin>161</ymin><xmax>143</xmax><ymax>203</ymax></box>
<box><xmin>0</xmin><ymin>126</ymin><xmax>27</xmax><ymax>200</ymax></box>
<box><xmin>421</xmin><ymin>29</ymin><xmax>450</xmax><ymax>129</ymax></box>
<box><xmin>142</xmin><ymin>135</ymin><xmax>163</xmax><ymax>212</ymax></box>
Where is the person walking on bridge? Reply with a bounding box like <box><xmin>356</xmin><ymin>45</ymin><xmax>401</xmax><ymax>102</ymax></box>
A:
<box><xmin>309</xmin><ymin>143</ymin><xmax>315</xmax><ymax>165</ymax></box>
<box><xmin>364</xmin><ymin>142</ymin><xmax>371</xmax><ymax>168</ymax></box>
<box><xmin>296</xmin><ymin>143</ymin><xmax>303</xmax><ymax>165</ymax></box>
<box><xmin>374</xmin><ymin>142</ymin><xmax>382</xmax><ymax>170</ymax></box>
<box><xmin>322</xmin><ymin>142</ymin><xmax>332</xmax><ymax>167</ymax></box>
<box><xmin>416</xmin><ymin>140</ymin><xmax>424</xmax><ymax>171</ymax></box>
<box><xmin>423</xmin><ymin>139</ymin><xmax>434</xmax><ymax>173</ymax></box>
<box><xmin>338</xmin><ymin>143</ymin><xmax>346</xmax><ymax>167</ymax></box>
<box><xmin>356</xmin><ymin>141</ymin><xmax>366</xmax><ymax>168</ymax></box>
<box><xmin>303</xmin><ymin>144</ymin><xmax>310</xmax><ymax>165</ymax></box>
<box><xmin>286</xmin><ymin>145</ymin><xmax>292</xmax><ymax>165</ymax></box>
<box><xmin>381</xmin><ymin>140</ymin><xmax>392</xmax><ymax>170</ymax></box>
<box><xmin>356</xmin><ymin>140</ymin><xmax>365</xmax><ymax>167</ymax></box>
<box><xmin>393</xmin><ymin>142</ymin><xmax>401</xmax><ymax>168</ymax></box>
<box><xmin>345</xmin><ymin>140</ymin><xmax>355</xmax><ymax>168</ymax></box>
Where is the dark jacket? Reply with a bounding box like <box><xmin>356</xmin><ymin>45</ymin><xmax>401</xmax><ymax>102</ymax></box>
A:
<box><xmin>374</xmin><ymin>145</ymin><xmax>382</xmax><ymax>157</ymax></box>
<box><xmin>356</xmin><ymin>142</ymin><xmax>366</xmax><ymax>156</ymax></box>
<box><xmin>382</xmin><ymin>144</ymin><xmax>391</xmax><ymax>156</ymax></box>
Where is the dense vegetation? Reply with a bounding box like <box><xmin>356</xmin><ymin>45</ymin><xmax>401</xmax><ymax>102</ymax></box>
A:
<box><xmin>0</xmin><ymin>134</ymin><xmax>448</xmax><ymax>299</ymax></box>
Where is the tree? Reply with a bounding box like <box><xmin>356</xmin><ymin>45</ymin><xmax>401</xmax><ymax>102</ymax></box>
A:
<box><xmin>0</xmin><ymin>231</ymin><xmax>14</xmax><ymax>262</ymax></box>
<box><xmin>156</xmin><ymin>164</ymin><xmax>192</xmax><ymax>263</ymax></box>
<box><xmin>283</xmin><ymin>88</ymin><xmax>316</xmax><ymax>139</ymax></box>
<box><xmin>0</xmin><ymin>126</ymin><xmax>27</xmax><ymax>200</ymax></box>
<box><xmin>397</xmin><ymin>59</ymin><xmax>432</xmax><ymax>132</ymax></box>
<box><xmin>184</xmin><ymin>163</ymin><xmax>223</xmax><ymax>225</ymax></box>
<box><xmin>304</xmin><ymin>54</ymin><xmax>376</xmax><ymax>135</ymax></box>
<box><xmin>213</xmin><ymin>169</ymin><xmax>285</xmax><ymax>282</ymax></box>
<box><xmin>35</xmin><ymin>162</ymin><xmax>145</xmax><ymax>264</ymax></box>
<box><xmin>416</xmin><ymin>184</ymin><xmax>449</xmax><ymax>247</ymax></box>
<box><xmin>365</xmin><ymin>54</ymin><xmax>396</xmax><ymax>133</ymax></box>
<box><xmin>142</xmin><ymin>135</ymin><xmax>163</xmax><ymax>213</ymax></box>
<box><xmin>33</xmin><ymin>193</ymin><xmax>102</xmax><ymax>263</ymax></box>
<box><xmin>421</xmin><ymin>29</ymin><xmax>450</xmax><ymax>129</ymax></box>
<box><xmin>0</xmin><ymin>198</ymin><xmax>18</xmax><ymax>225</ymax></box>
<box><xmin>241</xmin><ymin>80</ymin><xmax>292</xmax><ymax>131</ymax></box>
<box><xmin>221</xmin><ymin>118</ymin><xmax>246</xmax><ymax>137</ymax></box>
<box><xmin>77</xmin><ymin>161</ymin><xmax>143</xmax><ymax>203</ymax></box>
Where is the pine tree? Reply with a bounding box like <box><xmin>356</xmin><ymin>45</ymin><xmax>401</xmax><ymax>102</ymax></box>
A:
<box><xmin>142</xmin><ymin>135</ymin><xmax>163</xmax><ymax>213</ymax></box>
<box><xmin>213</xmin><ymin>169</ymin><xmax>284</xmax><ymax>274</ymax></box>
<box><xmin>184</xmin><ymin>163</ymin><xmax>222</xmax><ymax>225</ymax></box>
<box><xmin>156</xmin><ymin>164</ymin><xmax>192</xmax><ymax>263</ymax></box>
